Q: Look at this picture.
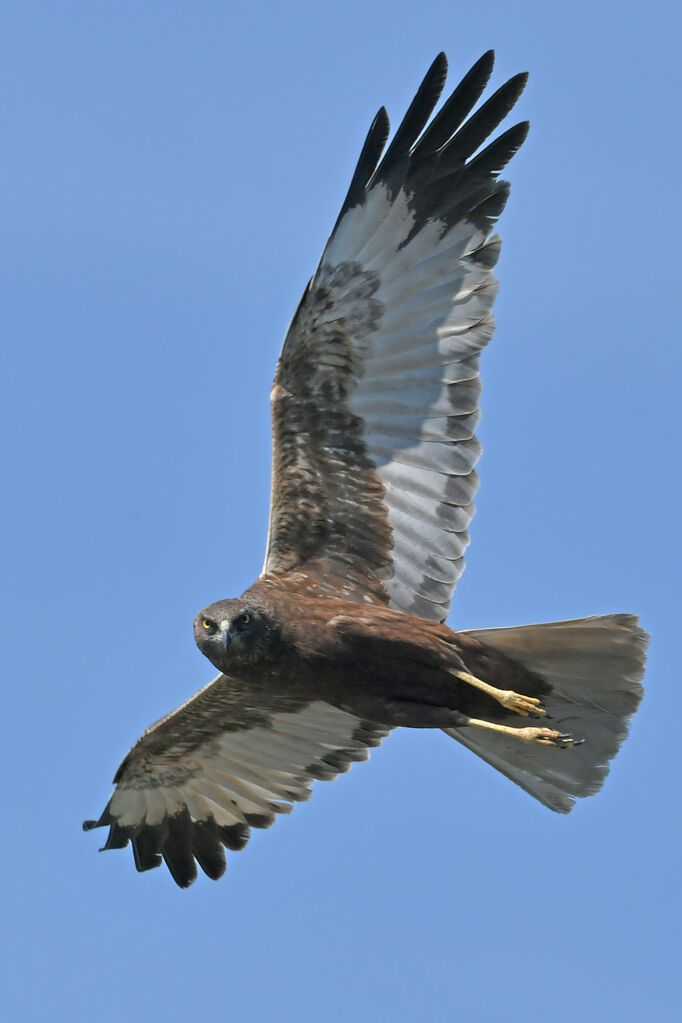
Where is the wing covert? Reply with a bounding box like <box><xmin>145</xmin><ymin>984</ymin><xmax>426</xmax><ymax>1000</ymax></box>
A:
<box><xmin>262</xmin><ymin>52</ymin><xmax>528</xmax><ymax>622</ymax></box>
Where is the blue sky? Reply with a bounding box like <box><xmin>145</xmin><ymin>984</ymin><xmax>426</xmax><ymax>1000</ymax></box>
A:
<box><xmin>2</xmin><ymin>2</ymin><xmax>680</xmax><ymax>1020</ymax></box>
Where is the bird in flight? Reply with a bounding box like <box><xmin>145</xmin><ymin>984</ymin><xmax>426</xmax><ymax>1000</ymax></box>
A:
<box><xmin>84</xmin><ymin>52</ymin><xmax>647</xmax><ymax>888</ymax></box>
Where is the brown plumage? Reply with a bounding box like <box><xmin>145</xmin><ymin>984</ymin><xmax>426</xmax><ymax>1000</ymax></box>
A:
<box><xmin>84</xmin><ymin>52</ymin><xmax>648</xmax><ymax>888</ymax></box>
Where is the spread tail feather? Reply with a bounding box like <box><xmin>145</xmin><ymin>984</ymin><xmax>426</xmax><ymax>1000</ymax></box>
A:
<box><xmin>444</xmin><ymin>614</ymin><xmax>648</xmax><ymax>813</ymax></box>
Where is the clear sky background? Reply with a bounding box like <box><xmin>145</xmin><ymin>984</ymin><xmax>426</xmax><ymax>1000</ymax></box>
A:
<box><xmin>2</xmin><ymin>2</ymin><xmax>680</xmax><ymax>1020</ymax></box>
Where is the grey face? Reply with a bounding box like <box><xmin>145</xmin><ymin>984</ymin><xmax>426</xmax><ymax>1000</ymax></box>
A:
<box><xmin>193</xmin><ymin>600</ymin><xmax>270</xmax><ymax>672</ymax></box>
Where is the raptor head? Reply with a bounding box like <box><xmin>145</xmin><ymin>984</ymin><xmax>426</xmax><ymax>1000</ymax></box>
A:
<box><xmin>193</xmin><ymin>599</ymin><xmax>276</xmax><ymax>672</ymax></box>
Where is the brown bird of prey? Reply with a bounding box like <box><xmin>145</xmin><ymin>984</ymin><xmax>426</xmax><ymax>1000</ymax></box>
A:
<box><xmin>84</xmin><ymin>52</ymin><xmax>648</xmax><ymax>888</ymax></box>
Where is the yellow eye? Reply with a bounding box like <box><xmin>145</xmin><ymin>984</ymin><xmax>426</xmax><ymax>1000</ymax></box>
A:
<box><xmin>241</xmin><ymin>613</ymin><xmax>250</xmax><ymax>625</ymax></box>
<box><xmin>202</xmin><ymin>618</ymin><xmax>213</xmax><ymax>630</ymax></box>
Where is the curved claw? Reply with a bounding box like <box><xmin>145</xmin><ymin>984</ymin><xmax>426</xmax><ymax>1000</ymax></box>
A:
<box><xmin>533</xmin><ymin>728</ymin><xmax>584</xmax><ymax>749</ymax></box>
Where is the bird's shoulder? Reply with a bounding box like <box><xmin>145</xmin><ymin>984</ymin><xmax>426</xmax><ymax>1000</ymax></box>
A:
<box><xmin>249</xmin><ymin>572</ymin><xmax>465</xmax><ymax>663</ymax></box>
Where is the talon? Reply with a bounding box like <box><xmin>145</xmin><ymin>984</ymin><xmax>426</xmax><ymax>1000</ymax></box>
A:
<box><xmin>532</xmin><ymin>728</ymin><xmax>581</xmax><ymax>748</ymax></box>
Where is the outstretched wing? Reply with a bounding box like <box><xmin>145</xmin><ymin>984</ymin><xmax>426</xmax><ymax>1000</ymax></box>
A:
<box><xmin>263</xmin><ymin>52</ymin><xmax>528</xmax><ymax>622</ymax></box>
<box><xmin>83</xmin><ymin>677</ymin><xmax>390</xmax><ymax>887</ymax></box>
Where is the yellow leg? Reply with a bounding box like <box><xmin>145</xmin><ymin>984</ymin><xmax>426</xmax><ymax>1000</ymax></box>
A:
<box><xmin>452</xmin><ymin>670</ymin><xmax>547</xmax><ymax>718</ymax></box>
<box><xmin>459</xmin><ymin>716</ymin><xmax>581</xmax><ymax>748</ymax></box>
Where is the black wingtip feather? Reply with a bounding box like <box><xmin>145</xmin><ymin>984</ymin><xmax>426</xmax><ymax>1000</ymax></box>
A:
<box><xmin>219</xmin><ymin>823</ymin><xmax>251</xmax><ymax>851</ymax></box>
<box><xmin>132</xmin><ymin>837</ymin><xmax>163</xmax><ymax>873</ymax></box>
<box><xmin>468</xmin><ymin>182</ymin><xmax>511</xmax><ymax>231</ymax></box>
<box><xmin>87</xmin><ymin>804</ymin><xmax>254</xmax><ymax>883</ymax></box>
<box><xmin>161</xmin><ymin>811</ymin><xmax>198</xmax><ymax>888</ymax></box>
<box><xmin>192</xmin><ymin>821</ymin><xmax>227</xmax><ymax>881</ymax></box>
<box><xmin>334</xmin><ymin>106</ymin><xmax>390</xmax><ymax>227</ymax></box>
<box><xmin>373</xmin><ymin>52</ymin><xmax>449</xmax><ymax>189</ymax></box>
<box><xmin>327</xmin><ymin>52</ymin><xmax>528</xmax><ymax>253</ymax></box>
<box><xmin>101</xmin><ymin>823</ymin><xmax>130</xmax><ymax>851</ymax></box>
<box><xmin>443</xmin><ymin>72</ymin><xmax>529</xmax><ymax>165</ymax></box>
<box><xmin>132</xmin><ymin>822</ymin><xmax>168</xmax><ymax>872</ymax></box>
<box><xmin>466</xmin><ymin>121</ymin><xmax>531</xmax><ymax>177</ymax></box>
<box><xmin>413</xmin><ymin>50</ymin><xmax>496</xmax><ymax>158</ymax></box>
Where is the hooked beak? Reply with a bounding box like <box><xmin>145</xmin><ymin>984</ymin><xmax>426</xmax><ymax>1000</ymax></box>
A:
<box><xmin>218</xmin><ymin>621</ymin><xmax>232</xmax><ymax>649</ymax></box>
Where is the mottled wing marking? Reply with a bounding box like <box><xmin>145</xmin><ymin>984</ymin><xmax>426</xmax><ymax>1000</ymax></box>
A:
<box><xmin>263</xmin><ymin>52</ymin><xmax>528</xmax><ymax>621</ymax></box>
<box><xmin>266</xmin><ymin>261</ymin><xmax>393</xmax><ymax>603</ymax></box>
<box><xmin>84</xmin><ymin>676</ymin><xmax>390</xmax><ymax>887</ymax></box>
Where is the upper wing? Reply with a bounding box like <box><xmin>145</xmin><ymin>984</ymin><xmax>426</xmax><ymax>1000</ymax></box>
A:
<box><xmin>263</xmin><ymin>52</ymin><xmax>528</xmax><ymax>622</ymax></box>
<box><xmin>83</xmin><ymin>677</ymin><xmax>390</xmax><ymax>887</ymax></box>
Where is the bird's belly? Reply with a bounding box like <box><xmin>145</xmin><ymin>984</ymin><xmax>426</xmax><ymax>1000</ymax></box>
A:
<box><xmin>295</xmin><ymin>649</ymin><xmax>466</xmax><ymax>724</ymax></box>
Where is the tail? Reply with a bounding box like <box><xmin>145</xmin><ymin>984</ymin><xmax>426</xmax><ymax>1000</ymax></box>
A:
<box><xmin>444</xmin><ymin>614</ymin><xmax>648</xmax><ymax>813</ymax></box>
